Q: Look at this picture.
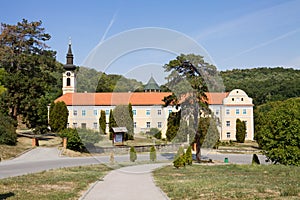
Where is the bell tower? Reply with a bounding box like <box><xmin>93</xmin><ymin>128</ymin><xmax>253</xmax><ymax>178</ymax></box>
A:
<box><xmin>62</xmin><ymin>39</ymin><xmax>77</xmax><ymax>94</ymax></box>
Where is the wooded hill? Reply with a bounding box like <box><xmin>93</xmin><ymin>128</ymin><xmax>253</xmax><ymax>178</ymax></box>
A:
<box><xmin>220</xmin><ymin>67</ymin><xmax>300</xmax><ymax>106</ymax></box>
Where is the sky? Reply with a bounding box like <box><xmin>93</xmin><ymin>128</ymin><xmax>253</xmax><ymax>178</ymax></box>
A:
<box><xmin>1</xmin><ymin>0</ymin><xmax>300</xmax><ymax>84</ymax></box>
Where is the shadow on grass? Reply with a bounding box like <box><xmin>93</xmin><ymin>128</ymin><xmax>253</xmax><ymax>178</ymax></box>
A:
<box><xmin>0</xmin><ymin>192</ymin><xmax>15</xmax><ymax>199</ymax></box>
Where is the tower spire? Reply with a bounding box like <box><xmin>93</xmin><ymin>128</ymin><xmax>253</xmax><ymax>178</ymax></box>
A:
<box><xmin>64</xmin><ymin>38</ymin><xmax>76</xmax><ymax>70</ymax></box>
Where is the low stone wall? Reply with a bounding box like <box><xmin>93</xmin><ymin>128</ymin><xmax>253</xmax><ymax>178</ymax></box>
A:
<box><xmin>86</xmin><ymin>143</ymin><xmax>182</xmax><ymax>154</ymax></box>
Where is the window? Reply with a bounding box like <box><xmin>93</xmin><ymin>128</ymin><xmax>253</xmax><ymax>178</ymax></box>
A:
<box><xmin>73</xmin><ymin>110</ymin><xmax>77</xmax><ymax>116</ymax></box>
<box><xmin>105</xmin><ymin>110</ymin><xmax>109</xmax><ymax>116</ymax></box>
<box><xmin>226</xmin><ymin>121</ymin><xmax>230</xmax><ymax>127</ymax></box>
<box><xmin>236</xmin><ymin>109</ymin><xmax>240</xmax><ymax>115</ymax></box>
<box><xmin>73</xmin><ymin>122</ymin><xmax>77</xmax><ymax>128</ymax></box>
<box><xmin>81</xmin><ymin>123</ymin><xmax>86</xmax><ymax>129</ymax></box>
<box><xmin>82</xmin><ymin>110</ymin><xmax>86</xmax><ymax>116</ymax></box>
<box><xmin>232</xmin><ymin>98</ymin><xmax>234</xmax><ymax>101</ymax></box>
<box><xmin>67</xmin><ymin>78</ymin><xmax>71</xmax><ymax>86</ymax></box>
<box><xmin>168</xmin><ymin>110</ymin><xmax>172</xmax><ymax>114</ymax></box>
<box><xmin>241</xmin><ymin>98</ymin><xmax>244</xmax><ymax>101</ymax></box>
<box><xmin>93</xmin><ymin>110</ymin><xmax>98</xmax><ymax>116</ymax></box>
<box><xmin>243</xmin><ymin>109</ymin><xmax>247</xmax><ymax>114</ymax></box>
<box><xmin>226</xmin><ymin>132</ymin><xmax>231</xmax><ymax>138</ymax></box>
<box><xmin>134</xmin><ymin>122</ymin><xmax>137</xmax><ymax>128</ymax></box>
<box><xmin>67</xmin><ymin>123</ymin><xmax>69</xmax><ymax>128</ymax></box>
<box><xmin>146</xmin><ymin>122</ymin><xmax>150</xmax><ymax>128</ymax></box>
<box><xmin>158</xmin><ymin>122</ymin><xmax>162</xmax><ymax>128</ymax></box>
<box><xmin>157</xmin><ymin>109</ymin><xmax>161</xmax><ymax>115</ymax></box>
<box><xmin>132</xmin><ymin>110</ymin><xmax>136</xmax><ymax>116</ymax></box>
<box><xmin>93</xmin><ymin>122</ymin><xmax>98</xmax><ymax>129</ymax></box>
<box><xmin>215</xmin><ymin>109</ymin><xmax>219</xmax><ymax>115</ymax></box>
<box><xmin>226</xmin><ymin>109</ymin><xmax>230</xmax><ymax>115</ymax></box>
<box><xmin>146</xmin><ymin>110</ymin><xmax>150</xmax><ymax>116</ymax></box>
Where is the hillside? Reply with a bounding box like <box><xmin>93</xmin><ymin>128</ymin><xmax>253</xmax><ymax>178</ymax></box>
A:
<box><xmin>221</xmin><ymin>67</ymin><xmax>300</xmax><ymax>105</ymax></box>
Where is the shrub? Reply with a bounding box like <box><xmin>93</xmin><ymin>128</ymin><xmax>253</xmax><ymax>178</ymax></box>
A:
<box><xmin>77</xmin><ymin>128</ymin><xmax>101</xmax><ymax>148</ymax></box>
<box><xmin>186</xmin><ymin>146</ymin><xmax>193</xmax><ymax>165</ymax></box>
<box><xmin>0</xmin><ymin>112</ymin><xmax>17</xmax><ymax>145</ymax></box>
<box><xmin>129</xmin><ymin>146</ymin><xmax>137</xmax><ymax>162</ymax></box>
<box><xmin>60</xmin><ymin>128</ymin><xmax>84</xmax><ymax>152</ymax></box>
<box><xmin>252</xmin><ymin>154</ymin><xmax>260</xmax><ymax>165</ymax></box>
<box><xmin>173</xmin><ymin>146</ymin><xmax>186</xmax><ymax>168</ymax></box>
<box><xmin>173</xmin><ymin>155</ymin><xmax>185</xmax><ymax>168</ymax></box>
<box><xmin>150</xmin><ymin>146</ymin><xmax>157</xmax><ymax>162</ymax></box>
<box><xmin>236</xmin><ymin>118</ymin><xmax>246</xmax><ymax>143</ymax></box>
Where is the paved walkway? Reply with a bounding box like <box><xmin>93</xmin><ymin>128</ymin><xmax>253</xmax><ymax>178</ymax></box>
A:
<box><xmin>80</xmin><ymin>163</ymin><xmax>170</xmax><ymax>200</ymax></box>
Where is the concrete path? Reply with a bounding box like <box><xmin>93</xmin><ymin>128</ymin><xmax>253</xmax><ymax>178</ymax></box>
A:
<box><xmin>80</xmin><ymin>163</ymin><xmax>170</xmax><ymax>200</ymax></box>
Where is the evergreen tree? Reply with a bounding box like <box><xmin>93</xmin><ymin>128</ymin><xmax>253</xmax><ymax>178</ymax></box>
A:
<box><xmin>49</xmin><ymin>101</ymin><xmax>68</xmax><ymax>133</ymax></box>
<box><xmin>109</xmin><ymin>109</ymin><xmax>116</xmax><ymax>140</ymax></box>
<box><xmin>99</xmin><ymin>110</ymin><xmax>106</xmax><ymax>134</ymax></box>
<box><xmin>166</xmin><ymin>111</ymin><xmax>180</xmax><ymax>142</ymax></box>
<box><xmin>0</xmin><ymin>112</ymin><xmax>17</xmax><ymax>145</ymax></box>
<box><xmin>150</xmin><ymin>146</ymin><xmax>157</xmax><ymax>162</ymax></box>
<box><xmin>236</xmin><ymin>119</ymin><xmax>246</xmax><ymax>143</ymax></box>
<box><xmin>129</xmin><ymin>146</ymin><xmax>137</xmax><ymax>162</ymax></box>
<box><xmin>113</xmin><ymin>104</ymin><xmax>134</xmax><ymax>140</ymax></box>
<box><xmin>0</xmin><ymin>19</ymin><xmax>61</xmax><ymax>133</ymax></box>
<box><xmin>186</xmin><ymin>146</ymin><xmax>193</xmax><ymax>165</ymax></box>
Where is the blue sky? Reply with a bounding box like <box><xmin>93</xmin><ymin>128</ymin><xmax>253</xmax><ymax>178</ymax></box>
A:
<box><xmin>1</xmin><ymin>0</ymin><xmax>300</xmax><ymax>84</ymax></box>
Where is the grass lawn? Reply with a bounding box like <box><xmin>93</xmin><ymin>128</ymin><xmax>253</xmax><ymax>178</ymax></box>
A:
<box><xmin>0</xmin><ymin>164</ymin><xmax>111</xmax><ymax>200</ymax></box>
<box><xmin>153</xmin><ymin>164</ymin><xmax>300</xmax><ymax>200</ymax></box>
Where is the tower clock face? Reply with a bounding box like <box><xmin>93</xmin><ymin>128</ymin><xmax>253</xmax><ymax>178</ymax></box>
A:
<box><xmin>66</xmin><ymin>72</ymin><xmax>71</xmax><ymax>76</ymax></box>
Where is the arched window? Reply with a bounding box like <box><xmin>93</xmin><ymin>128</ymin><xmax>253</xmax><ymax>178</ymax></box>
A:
<box><xmin>67</xmin><ymin>78</ymin><xmax>71</xmax><ymax>86</ymax></box>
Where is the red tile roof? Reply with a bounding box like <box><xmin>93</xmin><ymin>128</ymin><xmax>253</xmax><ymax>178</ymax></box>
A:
<box><xmin>55</xmin><ymin>92</ymin><xmax>228</xmax><ymax>106</ymax></box>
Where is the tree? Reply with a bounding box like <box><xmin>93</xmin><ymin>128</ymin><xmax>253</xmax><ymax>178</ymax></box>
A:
<box><xmin>199</xmin><ymin>117</ymin><xmax>219</xmax><ymax>148</ymax></box>
<box><xmin>166</xmin><ymin>111</ymin><xmax>180</xmax><ymax>142</ymax></box>
<box><xmin>163</xmin><ymin>54</ymin><xmax>222</xmax><ymax>162</ymax></box>
<box><xmin>255</xmin><ymin>98</ymin><xmax>300</xmax><ymax>166</ymax></box>
<box><xmin>150</xmin><ymin>146</ymin><xmax>157</xmax><ymax>162</ymax></box>
<box><xmin>49</xmin><ymin>101</ymin><xmax>68</xmax><ymax>133</ymax></box>
<box><xmin>109</xmin><ymin>109</ymin><xmax>116</xmax><ymax>140</ymax></box>
<box><xmin>113</xmin><ymin>104</ymin><xmax>134</xmax><ymax>140</ymax></box>
<box><xmin>236</xmin><ymin>119</ymin><xmax>246</xmax><ymax>143</ymax></box>
<box><xmin>0</xmin><ymin>19</ymin><xmax>61</xmax><ymax>133</ymax></box>
<box><xmin>185</xmin><ymin>146</ymin><xmax>193</xmax><ymax>165</ymax></box>
<box><xmin>129</xmin><ymin>146</ymin><xmax>137</xmax><ymax>162</ymax></box>
<box><xmin>99</xmin><ymin>110</ymin><xmax>106</xmax><ymax>134</ymax></box>
<box><xmin>0</xmin><ymin>112</ymin><xmax>17</xmax><ymax>145</ymax></box>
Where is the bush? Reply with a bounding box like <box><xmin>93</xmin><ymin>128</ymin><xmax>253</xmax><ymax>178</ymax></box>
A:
<box><xmin>148</xmin><ymin>128</ymin><xmax>162</xmax><ymax>139</ymax></box>
<box><xmin>173</xmin><ymin>155</ymin><xmax>185</xmax><ymax>168</ymax></box>
<box><xmin>173</xmin><ymin>146</ymin><xmax>186</xmax><ymax>168</ymax></box>
<box><xmin>236</xmin><ymin>118</ymin><xmax>246</xmax><ymax>143</ymax></box>
<box><xmin>0</xmin><ymin>112</ymin><xmax>17</xmax><ymax>145</ymax></box>
<box><xmin>252</xmin><ymin>154</ymin><xmax>260</xmax><ymax>165</ymax></box>
<box><xmin>77</xmin><ymin>128</ymin><xmax>101</xmax><ymax>148</ymax></box>
<box><xmin>150</xmin><ymin>146</ymin><xmax>157</xmax><ymax>162</ymax></box>
<box><xmin>129</xmin><ymin>146</ymin><xmax>137</xmax><ymax>162</ymax></box>
<box><xmin>60</xmin><ymin>128</ymin><xmax>84</xmax><ymax>152</ymax></box>
<box><xmin>186</xmin><ymin>146</ymin><xmax>193</xmax><ymax>165</ymax></box>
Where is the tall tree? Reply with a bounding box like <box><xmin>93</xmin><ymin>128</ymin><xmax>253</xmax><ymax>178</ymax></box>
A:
<box><xmin>0</xmin><ymin>19</ymin><xmax>60</xmax><ymax>133</ymax></box>
<box><xmin>113</xmin><ymin>104</ymin><xmax>134</xmax><ymax>140</ymax></box>
<box><xmin>49</xmin><ymin>101</ymin><xmax>68</xmax><ymax>133</ymax></box>
<box><xmin>236</xmin><ymin>119</ymin><xmax>246</xmax><ymax>143</ymax></box>
<box><xmin>108</xmin><ymin>109</ymin><xmax>116</xmax><ymax>140</ymax></box>
<box><xmin>99</xmin><ymin>110</ymin><xmax>106</xmax><ymax>134</ymax></box>
<box><xmin>163</xmin><ymin>54</ymin><xmax>221</xmax><ymax>162</ymax></box>
<box><xmin>255</xmin><ymin>98</ymin><xmax>300</xmax><ymax>166</ymax></box>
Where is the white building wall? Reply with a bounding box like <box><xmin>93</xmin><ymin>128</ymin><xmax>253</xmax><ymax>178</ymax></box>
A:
<box><xmin>66</xmin><ymin>105</ymin><xmax>176</xmax><ymax>138</ymax></box>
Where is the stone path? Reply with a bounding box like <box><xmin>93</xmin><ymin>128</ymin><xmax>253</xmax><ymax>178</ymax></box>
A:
<box><xmin>80</xmin><ymin>163</ymin><xmax>170</xmax><ymax>200</ymax></box>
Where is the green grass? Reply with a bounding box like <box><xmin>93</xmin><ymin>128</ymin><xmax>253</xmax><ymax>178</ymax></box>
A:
<box><xmin>0</xmin><ymin>164</ymin><xmax>111</xmax><ymax>200</ymax></box>
<box><xmin>153</xmin><ymin>164</ymin><xmax>300</xmax><ymax>200</ymax></box>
